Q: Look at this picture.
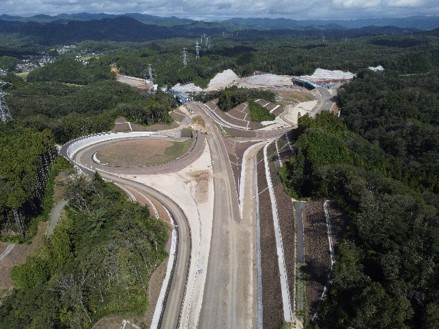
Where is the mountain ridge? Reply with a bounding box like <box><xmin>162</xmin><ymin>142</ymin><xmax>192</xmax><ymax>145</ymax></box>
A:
<box><xmin>0</xmin><ymin>13</ymin><xmax>438</xmax><ymax>30</ymax></box>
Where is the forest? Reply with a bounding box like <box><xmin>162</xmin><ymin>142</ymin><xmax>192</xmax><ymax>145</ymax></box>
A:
<box><xmin>0</xmin><ymin>175</ymin><xmax>168</xmax><ymax>328</ymax></box>
<box><xmin>280</xmin><ymin>74</ymin><xmax>439</xmax><ymax>328</ymax></box>
<box><xmin>3</xmin><ymin>74</ymin><xmax>176</xmax><ymax>144</ymax></box>
<box><xmin>0</xmin><ymin>123</ymin><xmax>57</xmax><ymax>240</ymax></box>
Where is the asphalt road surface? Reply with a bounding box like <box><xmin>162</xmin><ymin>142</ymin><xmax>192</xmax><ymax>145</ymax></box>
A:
<box><xmin>187</xmin><ymin>102</ymin><xmax>254</xmax><ymax>329</ymax></box>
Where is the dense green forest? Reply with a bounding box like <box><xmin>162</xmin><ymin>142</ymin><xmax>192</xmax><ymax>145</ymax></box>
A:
<box><xmin>248</xmin><ymin>100</ymin><xmax>275</xmax><ymax>122</ymax></box>
<box><xmin>338</xmin><ymin>70</ymin><xmax>439</xmax><ymax>193</ymax></box>
<box><xmin>280</xmin><ymin>79</ymin><xmax>439</xmax><ymax>327</ymax></box>
<box><xmin>0</xmin><ymin>175</ymin><xmax>168</xmax><ymax>328</ymax></box>
<box><xmin>0</xmin><ymin>123</ymin><xmax>56</xmax><ymax>240</ymax></box>
<box><xmin>101</xmin><ymin>33</ymin><xmax>439</xmax><ymax>86</ymax></box>
<box><xmin>3</xmin><ymin>66</ymin><xmax>176</xmax><ymax>144</ymax></box>
<box><xmin>197</xmin><ymin>86</ymin><xmax>275</xmax><ymax>111</ymax></box>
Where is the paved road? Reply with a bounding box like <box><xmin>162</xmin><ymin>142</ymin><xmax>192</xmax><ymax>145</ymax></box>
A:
<box><xmin>187</xmin><ymin>102</ymin><xmax>254</xmax><ymax>329</ymax></box>
<box><xmin>310</xmin><ymin>87</ymin><xmax>334</xmax><ymax>116</ymax></box>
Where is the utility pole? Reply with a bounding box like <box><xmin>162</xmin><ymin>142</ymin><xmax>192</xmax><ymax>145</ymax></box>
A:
<box><xmin>0</xmin><ymin>81</ymin><xmax>12</xmax><ymax>122</ymax></box>
<box><xmin>182</xmin><ymin>48</ymin><xmax>188</xmax><ymax>67</ymax></box>
<box><xmin>195</xmin><ymin>41</ymin><xmax>200</xmax><ymax>60</ymax></box>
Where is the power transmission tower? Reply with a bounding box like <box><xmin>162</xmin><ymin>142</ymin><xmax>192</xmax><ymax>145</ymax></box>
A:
<box><xmin>0</xmin><ymin>81</ymin><xmax>12</xmax><ymax>122</ymax></box>
<box><xmin>204</xmin><ymin>35</ymin><xmax>211</xmax><ymax>50</ymax></box>
<box><xmin>195</xmin><ymin>41</ymin><xmax>200</xmax><ymax>60</ymax></box>
<box><xmin>147</xmin><ymin>64</ymin><xmax>154</xmax><ymax>82</ymax></box>
<box><xmin>182</xmin><ymin>48</ymin><xmax>188</xmax><ymax>67</ymax></box>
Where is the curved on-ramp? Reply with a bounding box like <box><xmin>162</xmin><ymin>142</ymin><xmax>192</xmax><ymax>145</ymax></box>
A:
<box><xmin>60</xmin><ymin>132</ymin><xmax>195</xmax><ymax>329</ymax></box>
<box><xmin>100</xmin><ymin>173</ymin><xmax>191</xmax><ymax>329</ymax></box>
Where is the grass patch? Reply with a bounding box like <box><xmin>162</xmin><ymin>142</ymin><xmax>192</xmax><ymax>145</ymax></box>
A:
<box><xmin>164</xmin><ymin>138</ymin><xmax>192</xmax><ymax>158</ymax></box>
<box><xmin>96</xmin><ymin>138</ymin><xmax>193</xmax><ymax>168</ymax></box>
<box><xmin>249</xmin><ymin>100</ymin><xmax>275</xmax><ymax>122</ymax></box>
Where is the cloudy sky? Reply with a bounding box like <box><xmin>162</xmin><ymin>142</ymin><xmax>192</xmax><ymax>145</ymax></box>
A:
<box><xmin>2</xmin><ymin>0</ymin><xmax>438</xmax><ymax>20</ymax></box>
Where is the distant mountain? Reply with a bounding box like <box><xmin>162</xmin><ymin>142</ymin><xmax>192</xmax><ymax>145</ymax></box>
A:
<box><xmin>224</xmin><ymin>16</ymin><xmax>439</xmax><ymax>31</ymax></box>
<box><xmin>0</xmin><ymin>15</ymin><xmax>433</xmax><ymax>46</ymax></box>
<box><xmin>0</xmin><ymin>13</ymin><xmax>194</xmax><ymax>27</ymax></box>
<box><xmin>0</xmin><ymin>16</ymin><xmax>223</xmax><ymax>45</ymax></box>
<box><xmin>1</xmin><ymin>13</ymin><xmax>438</xmax><ymax>30</ymax></box>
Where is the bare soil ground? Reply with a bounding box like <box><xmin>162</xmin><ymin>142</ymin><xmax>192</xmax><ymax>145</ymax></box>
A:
<box><xmin>96</xmin><ymin>139</ymin><xmax>191</xmax><ymax>168</ymax></box>
<box><xmin>267</xmin><ymin>142</ymin><xmax>296</xmax><ymax>312</ymax></box>
<box><xmin>325</xmin><ymin>201</ymin><xmax>347</xmax><ymax>253</ymax></box>
<box><xmin>223</xmin><ymin>139</ymin><xmax>256</xmax><ymax>195</ymax></box>
<box><xmin>224</xmin><ymin>127</ymin><xmax>257</xmax><ymax>138</ymax></box>
<box><xmin>132</xmin><ymin>121</ymin><xmax>179</xmax><ymax>132</ymax></box>
<box><xmin>276</xmin><ymin>135</ymin><xmax>294</xmax><ymax>165</ymax></box>
<box><xmin>116</xmin><ymin>74</ymin><xmax>151</xmax><ymax>90</ymax></box>
<box><xmin>170</xmin><ymin>110</ymin><xmax>187</xmax><ymax>124</ymax></box>
<box><xmin>228</xmin><ymin>103</ymin><xmax>248</xmax><ymax>120</ymax></box>
<box><xmin>144</xmin><ymin>257</ymin><xmax>168</xmax><ymax>327</ymax></box>
<box><xmin>53</xmin><ymin>170</ymin><xmax>70</xmax><ymax>203</ymax></box>
<box><xmin>274</xmin><ymin>183</ymin><xmax>296</xmax><ymax>308</ymax></box>
<box><xmin>276</xmin><ymin>89</ymin><xmax>314</xmax><ymax>106</ymax></box>
<box><xmin>302</xmin><ymin>200</ymin><xmax>346</xmax><ymax>322</ymax></box>
<box><xmin>0</xmin><ymin>221</ymin><xmax>48</xmax><ymax>293</ymax></box>
<box><xmin>207</xmin><ymin>100</ymin><xmax>268</xmax><ymax>130</ymax></box>
<box><xmin>257</xmin><ymin>151</ymin><xmax>284</xmax><ymax>329</ymax></box>
<box><xmin>113</xmin><ymin>116</ymin><xmax>179</xmax><ymax>132</ymax></box>
<box><xmin>92</xmin><ymin>316</ymin><xmax>125</xmax><ymax>329</ymax></box>
<box><xmin>303</xmin><ymin>199</ymin><xmax>329</xmax><ymax>318</ymax></box>
<box><xmin>188</xmin><ymin>170</ymin><xmax>210</xmax><ymax>203</ymax></box>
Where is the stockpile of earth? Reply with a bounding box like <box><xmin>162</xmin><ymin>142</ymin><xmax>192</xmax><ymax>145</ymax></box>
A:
<box><xmin>207</xmin><ymin>69</ymin><xmax>240</xmax><ymax>90</ymax></box>
<box><xmin>240</xmin><ymin>74</ymin><xmax>293</xmax><ymax>87</ymax></box>
<box><xmin>300</xmin><ymin>68</ymin><xmax>355</xmax><ymax>82</ymax></box>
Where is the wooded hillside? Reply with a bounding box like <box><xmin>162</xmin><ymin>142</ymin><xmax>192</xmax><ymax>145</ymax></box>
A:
<box><xmin>1</xmin><ymin>175</ymin><xmax>168</xmax><ymax>328</ymax></box>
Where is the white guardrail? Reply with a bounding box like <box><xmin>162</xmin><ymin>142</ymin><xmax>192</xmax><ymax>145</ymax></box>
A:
<box><xmin>62</xmin><ymin>131</ymin><xmax>181</xmax><ymax>329</ymax></box>
<box><xmin>65</xmin><ymin>131</ymin><xmax>165</xmax><ymax>160</ymax></box>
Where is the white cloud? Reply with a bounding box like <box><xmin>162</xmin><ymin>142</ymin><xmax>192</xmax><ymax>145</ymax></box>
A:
<box><xmin>332</xmin><ymin>0</ymin><xmax>382</xmax><ymax>9</ymax></box>
<box><xmin>386</xmin><ymin>0</ymin><xmax>424</xmax><ymax>7</ymax></box>
<box><xmin>1</xmin><ymin>0</ymin><xmax>439</xmax><ymax>20</ymax></box>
